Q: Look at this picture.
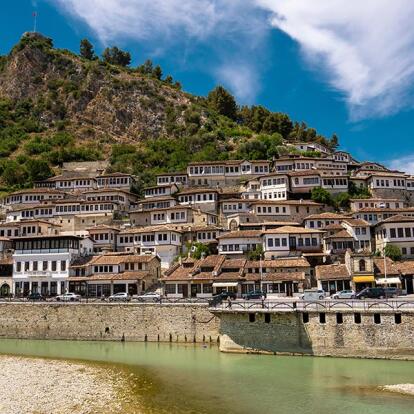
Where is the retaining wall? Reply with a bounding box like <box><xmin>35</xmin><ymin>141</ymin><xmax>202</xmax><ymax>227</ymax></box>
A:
<box><xmin>0</xmin><ymin>303</ymin><xmax>220</xmax><ymax>343</ymax></box>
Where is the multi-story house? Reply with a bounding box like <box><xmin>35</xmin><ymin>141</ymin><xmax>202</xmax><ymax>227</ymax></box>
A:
<box><xmin>82</xmin><ymin>189</ymin><xmax>138</xmax><ymax>210</ymax></box>
<box><xmin>217</xmin><ymin>230</ymin><xmax>263</xmax><ymax>258</ymax></box>
<box><xmin>130</xmin><ymin>206</ymin><xmax>218</xmax><ymax>227</ymax></box>
<box><xmin>250</xmin><ymin>200</ymin><xmax>324</xmax><ymax>223</ymax></box>
<box><xmin>262</xmin><ymin>226</ymin><xmax>323</xmax><ymax>259</ymax></box>
<box><xmin>259</xmin><ymin>173</ymin><xmax>289</xmax><ymax>200</ymax></box>
<box><xmin>11</xmin><ymin>234</ymin><xmax>88</xmax><ymax>296</ymax></box>
<box><xmin>303</xmin><ymin>212</ymin><xmax>351</xmax><ymax>229</ymax></box>
<box><xmin>117</xmin><ymin>225</ymin><xmax>183</xmax><ymax>268</ymax></box>
<box><xmin>143</xmin><ymin>184</ymin><xmax>179</xmax><ymax>199</ymax></box>
<box><xmin>162</xmin><ymin>255</ymin><xmax>311</xmax><ymax>299</ymax></box>
<box><xmin>87</xmin><ymin>225</ymin><xmax>120</xmax><ymax>253</ymax></box>
<box><xmin>176</xmin><ymin>188</ymin><xmax>219</xmax><ymax>213</ymax></box>
<box><xmin>68</xmin><ymin>253</ymin><xmax>161</xmax><ymax>297</ymax></box>
<box><xmin>156</xmin><ymin>172</ymin><xmax>188</xmax><ymax>186</ymax></box>
<box><xmin>350</xmin><ymin>198</ymin><xmax>406</xmax><ymax>212</ymax></box>
<box><xmin>187</xmin><ymin>160</ymin><xmax>270</xmax><ymax>186</ymax></box>
<box><xmin>288</xmin><ymin>171</ymin><xmax>321</xmax><ymax>194</ymax></box>
<box><xmin>2</xmin><ymin>188</ymin><xmax>68</xmax><ymax>206</ymax></box>
<box><xmin>95</xmin><ymin>172</ymin><xmax>134</xmax><ymax>190</ymax></box>
<box><xmin>375</xmin><ymin>215</ymin><xmax>414</xmax><ymax>258</ymax></box>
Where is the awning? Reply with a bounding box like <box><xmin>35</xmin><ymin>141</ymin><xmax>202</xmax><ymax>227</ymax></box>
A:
<box><xmin>375</xmin><ymin>277</ymin><xmax>401</xmax><ymax>285</ymax></box>
<box><xmin>212</xmin><ymin>282</ymin><xmax>238</xmax><ymax>288</ymax></box>
<box><xmin>353</xmin><ymin>275</ymin><xmax>375</xmax><ymax>283</ymax></box>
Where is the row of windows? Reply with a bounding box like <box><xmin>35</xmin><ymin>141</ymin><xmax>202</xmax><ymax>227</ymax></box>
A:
<box><xmin>262</xmin><ymin>191</ymin><xmax>286</xmax><ymax>200</ymax></box>
<box><xmin>16</xmin><ymin>260</ymin><xmax>66</xmax><ymax>272</ymax></box>
<box><xmin>374</xmin><ymin>179</ymin><xmax>405</xmax><ymax>188</ymax></box>
<box><xmin>15</xmin><ymin>239</ymin><xmax>79</xmax><ymax>251</ymax></box>
<box><xmin>145</xmin><ymin>187</ymin><xmax>168</xmax><ymax>196</ymax></box>
<box><xmin>256</xmin><ymin>206</ymin><xmax>289</xmax><ymax>214</ymax></box>
<box><xmin>55</xmin><ymin>204</ymin><xmax>114</xmax><ymax>213</ymax></box>
<box><xmin>97</xmin><ymin>177</ymin><xmax>130</xmax><ymax>185</ymax></box>
<box><xmin>302</xmin><ymin>312</ymin><xmax>402</xmax><ymax>325</ymax></box>
<box><xmin>197</xmin><ymin>232</ymin><xmax>217</xmax><ymax>240</ymax></box>
<box><xmin>189</xmin><ymin>165</ymin><xmax>269</xmax><ymax>175</ymax></box>
<box><xmin>322</xmin><ymin>178</ymin><xmax>347</xmax><ymax>186</ymax></box>
<box><xmin>220</xmin><ymin>244</ymin><xmax>257</xmax><ymax>252</ymax></box>
<box><xmin>223</xmin><ymin>203</ymin><xmax>245</xmax><ymax>211</ymax></box>
<box><xmin>86</xmin><ymin>195</ymin><xmax>125</xmax><ymax>202</ymax></box>
<box><xmin>119</xmin><ymin>234</ymin><xmax>181</xmax><ymax>244</ymax></box>
<box><xmin>178</xmin><ymin>193</ymin><xmax>216</xmax><ymax>202</ymax></box>
<box><xmin>142</xmin><ymin>201</ymin><xmax>172</xmax><ymax>210</ymax></box>
<box><xmin>157</xmin><ymin>176</ymin><xmax>187</xmax><ymax>184</ymax></box>
<box><xmin>261</xmin><ymin>178</ymin><xmax>286</xmax><ymax>186</ymax></box>
<box><xmin>58</xmin><ymin>180</ymin><xmax>93</xmax><ymax>187</ymax></box>
<box><xmin>389</xmin><ymin>227</ymin><xmax>414</xmax><ymax>239</ymax></box>
<box><xmin>21</xmin><ymin>209</ymin><xmax>53</xmax><ymax>218</ymax></box>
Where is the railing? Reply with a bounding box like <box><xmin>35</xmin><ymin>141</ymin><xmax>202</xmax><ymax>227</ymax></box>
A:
<box><xmin>209</xmin><ymin>299</ymin><xmax>414</xmax><ymax>312</ymax></box>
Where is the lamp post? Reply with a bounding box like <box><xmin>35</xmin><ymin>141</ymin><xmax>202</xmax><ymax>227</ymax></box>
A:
<box><xmin>383</xmin><ymin>237</ymin><xmax>389</xmax><ymax>287</ymax></box>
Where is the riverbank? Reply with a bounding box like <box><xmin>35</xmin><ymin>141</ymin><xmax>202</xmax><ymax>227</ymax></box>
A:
<box><xmin>0</xmin><ymin>355</ymin><xmax>139</xmax><ymax>414</ymax></box>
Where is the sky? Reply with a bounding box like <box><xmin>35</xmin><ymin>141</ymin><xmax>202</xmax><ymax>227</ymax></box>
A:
<box><xmin>2</xmin><ymin>1</ymin><xmax>414</xmax><ymax>172</ymax></box>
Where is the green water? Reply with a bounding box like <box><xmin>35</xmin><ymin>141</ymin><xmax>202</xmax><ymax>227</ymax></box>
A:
<box><xmin>0</xmin><ymin>339</ymin><xmax>413</xmax><ymax>414</ymax></box>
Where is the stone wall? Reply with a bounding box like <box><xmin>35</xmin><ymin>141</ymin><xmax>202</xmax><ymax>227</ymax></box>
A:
<box><xmin>0</xmin><ymin>303</ymin><xmax>220</xmax><ymax>343</ymax></box>
<box><xmin>218</xmin><ymin>310</ymin><xmax>414</xmax><ymax>359</ymax></box>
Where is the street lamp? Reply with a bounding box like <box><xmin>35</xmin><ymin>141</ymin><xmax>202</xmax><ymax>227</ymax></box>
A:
<box><xmin>383</xmin><ymin>237</ymin><xmax>389</xmax><ymax>287</ymax></box>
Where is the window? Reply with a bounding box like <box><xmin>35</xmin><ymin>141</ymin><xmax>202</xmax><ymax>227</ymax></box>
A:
<box><xmin>359</xmin><ymin>259</ymin><xmax>366</xmax><ymax>272</ymax></box>
<box><xmin>390</xmin><ymin>228</ymin><xmax>396</xmax><ymax>238</ymax></box>
<box><xmin>395</xmin><ymin>313</ymin><xmax>402</xmax><ymax>324</ymax></box>
<box><xmin>16</xmin><ymin>262</ymin><xmax>21</xmax><ymax>272</ymax></box>
<box><xmin>249</xmin><ymin>313</ymin><xmax>256</xmax><ymax>323</ymax></box>
<box><xmin>336</xmin><ymin>313</ymin><xmax>343</xmax><ymax>324</ymax></box>
<box><xmin>264</xmin><ymin>314</ymin><xmax>271</xmax><ymax>323</ymax></box>
<box><xmin>33</xmin><ymin>261</ymin><xmax>38</xmax><ymax>271</ymax></box>
<box><xmin>319</xmin><ymin>313</ymin><xmax>326</xmax><ymax>324</ymax></box>
<box><xmin>61</xmin><ymin>261</ymin><xmax>66</xmax><ymax>271</ymax></box>
<box><xmin>302</xmin><ymin>312</ymin><xmax>309</xmax><ymax>323</ymax></box>
<box><xmin>51</xmin><ymin>261</ymin><xmax>57</xmax><ymax>271</ymax></box>
<box><xmin>354</xmin><ymin>313</ymin><xmax>361</xmax><ymax>324</ymax></box>
<box><xmin>374</xmin><ymin>313</ymin><xmax>381</xmax><ymax>324</ymax></box>
<box><xmin>25</xmin><ymin>262</ymin><xmax>29</xmax><ymax>271</ymax></box>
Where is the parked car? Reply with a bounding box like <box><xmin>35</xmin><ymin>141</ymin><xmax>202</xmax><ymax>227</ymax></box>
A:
<box><xmin>331</xmin><ymin>290</ymin><xmax>355</xmax><ymax>300</ymax></box>
<box><xmin>213</xmin><ymin>291</ymin><xmax>237</xmax><ymax>300</ymax></box>
<box><xmin>56</xmin><ymin>292</ymin><xmax>81</xmax><ymax>302</ymax></box>
<box><xmin>27</xmin><ymin>292</ymin><xmax>45</xmax><ymax>301</ymax></box>
<box><xmin>300</xmin><ymin>289</ymin><xmax>326</xmax><ymax>301</ymax></box>
<box><xmin>242</xmin><ymin>291</ymin><xmax>266</xmax><ymax>300</ymax></box>
<box><xmin>355</xmin><ymin>287</ymin><xmax>386</xmax><ymax>300</ymax></box>
<box><xmin>132</xmin><ymin>292</ymin><xmax>161</xmax><ymax>302</ymax></box>
<box><xmin>384</xmin><ymin>287</ymin><xmax>402</xmax><ymax>298</ymax></box>
<box><xmin>108</xmin><ymin>292</ymin><xmax>131</xmax><ymax>302</ymax></box>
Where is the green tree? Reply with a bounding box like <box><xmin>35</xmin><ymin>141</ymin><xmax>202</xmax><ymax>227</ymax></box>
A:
<box><xmin>153</xmin><ymin>65</ymin><xmax>162</xmax><ymax>80</ymax></box>
<box><xmin>191</xmin><ymin>242</ymin><xmax>210</xmax><ymax>259</ymax></box>
<box><xmin>247</xmin><ymin>245</ymin><xmax>264</xmax><ymax>260</ymax></box>
<box><xmin>79</xmin><ymin>39</ymin><xmax>95</xmax><ymax>60</ymax></box>
<box><xmin>102</xmin><ymin>47</ymin><xmax>131</xmax><ymax>67</ymax></box>
<box><xmin>164</xmin><ymin>75</ymin><xmax>173</xmax><ymax>84</ymax></box>
<box><xmin>311</xmin><ymin>187</ymin><xmax>333</xmax><ymax>205</ymax></box>
<box><xmin>2</xmin><ymin>161</ymin><xmax>28</xmax><ymax>186</ymax></box>
<box><xmin>26</xmin><ymin>158</ymin><xmax>53</xmax><ymax>182</ymax></box>
<box><xmin>384</xmin><ymin>244</ymin><xmax>402</xmax><ymax>261</ymax></box>
<box><xmin>137</xmin><ymin>59</ymin><xmax>153</xmax><ymax>75</ymax></box>
<box><xmin>207</xmin><ymin>86</ymin><xmax>237</xmax><ymax>120</ymax></box>
<box><xmin>334</xmin><ymin>192</ymin><xmax>350</xmax><ymax>209</ymax></box>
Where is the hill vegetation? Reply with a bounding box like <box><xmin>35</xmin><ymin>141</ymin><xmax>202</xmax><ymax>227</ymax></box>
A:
<box><xmin>0</xmin><ymin>32</ymin><xmax>339</xmax><ymax>194</ymax></box>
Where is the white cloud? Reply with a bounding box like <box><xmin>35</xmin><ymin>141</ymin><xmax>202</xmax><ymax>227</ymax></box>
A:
<box><xmin>51</xmin><ymin>0</ymin><xmax>414</xmax><ymax>118</ymax></box>
<box><xmin>255</xmin><ymin>0</ymin><xmax>414</xmax><ymax>119</ymax></box>
<box><xmin>388</xmin><ymin>155</ymin><xmax>414</xmax><ymax>174</ymax></box>
<box><xmin>215</xmin><ymin>64</ymin><xmax>259</xmax><ymax>103</ymax></box>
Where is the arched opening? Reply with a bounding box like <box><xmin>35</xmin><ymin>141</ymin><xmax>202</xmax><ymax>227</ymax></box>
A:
<box><xmin>359</xmin><ymin>259</ymin><xmax>366</xmax><ymax>272</ymax></box>
<box><xmin>0</xmin><ymin>283</ymin><xmax>10</xmax><ymax>297</ymax></box>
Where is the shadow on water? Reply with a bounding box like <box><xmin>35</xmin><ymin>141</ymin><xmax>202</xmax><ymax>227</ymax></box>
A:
<box><xmin>0</xmin><ymin>339</ymin><xmax>414</xmax><ymax>414</ymax></box>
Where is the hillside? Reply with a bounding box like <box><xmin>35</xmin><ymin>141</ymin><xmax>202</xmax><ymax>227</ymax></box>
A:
<box><xmin>0</xmin><ymin>32</ymin><xmax>339</xmax><ymax>194</ymax></box>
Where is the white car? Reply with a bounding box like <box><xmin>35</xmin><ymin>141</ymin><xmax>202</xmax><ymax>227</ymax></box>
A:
<box><xmin>108</xmin><ymin>292</ymin><xmax>130</xmax><ymax>302</ymax></box>
<box><xmin>132</xmin><ymin>292</ymin><xmax>161</xmax><ymax>302</ymax></box>
<box><xmin>331</xmin><ymin>290</ymin><xmax>355</xmax><ymax>299</ymax></box>
<box><xmin>300</xmin><ymin>289</ymin><xmax>327</xmax><ymax>301</ymax></box>
<box><xmin>56</xmin><ymin>292</ymin><xmax>81</xmax><ymax>302</ymax></box>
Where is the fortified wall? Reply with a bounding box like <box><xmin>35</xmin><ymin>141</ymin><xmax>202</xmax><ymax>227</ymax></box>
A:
<box><xmin>0</xmin><ymin>303</ymin><xmax>220</xmax><ymax>343</ymax></box>
<box><xmin>217</xmin><ymin>310</ymin><xmax>414</xmax><ymax>360</ymax></box>
<box><xmin>1</xmin><ymin>303</ymin><xmax>414</xmax><ymax>360</ymax></box>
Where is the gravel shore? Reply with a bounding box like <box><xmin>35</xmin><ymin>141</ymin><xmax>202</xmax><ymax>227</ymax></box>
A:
<box><xmin>381</xmin><ymin>384</ymin><xmax>414</xmax><ymax>396</ymax></box>
<box><xmin>0</xmin><ymin>355</ymin><xmax>140</xmax><ymax>414</ymax></box>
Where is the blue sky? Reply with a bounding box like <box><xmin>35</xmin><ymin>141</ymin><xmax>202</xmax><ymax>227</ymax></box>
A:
<box><xmin>2</xmin><ymin>0</ymin><xmax>414</xmax><ymax>171</ymax></box>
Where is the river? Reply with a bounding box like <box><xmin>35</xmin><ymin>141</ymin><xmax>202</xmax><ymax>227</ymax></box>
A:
<box><xmin>0</xmin><ymin>339</ymin><xmax>413</xmax><ymax>414</ymax></box>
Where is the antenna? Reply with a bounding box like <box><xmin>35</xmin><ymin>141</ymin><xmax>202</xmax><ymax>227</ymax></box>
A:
<box><xmin>33</xmin><ymin>11</ymin><xmax>37</xmax><ymax>33</ymax></box>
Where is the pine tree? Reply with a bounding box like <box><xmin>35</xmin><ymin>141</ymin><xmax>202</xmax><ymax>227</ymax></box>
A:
<box><xmin>80</xmin><ymin>39</ymin><xmax>95</xmax><ymax>60</ymax></box>
<box><xmin>207</xmin><ymin>86</ymin><xmax>237</xmax><ymax>120</ymax></box>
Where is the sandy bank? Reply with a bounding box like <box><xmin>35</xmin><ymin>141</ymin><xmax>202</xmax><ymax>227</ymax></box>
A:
<box><xmin>0</xmin><ymin>355</ymin><xmax>140</xmax><ymax>414</ymax></box>
<box><xmin>381</xmin><ymin>384</ymin><xmax>414</xmax><ymax>396</ymax></box>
